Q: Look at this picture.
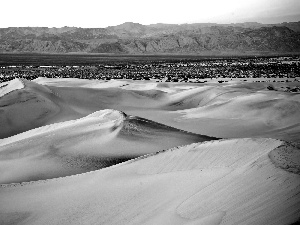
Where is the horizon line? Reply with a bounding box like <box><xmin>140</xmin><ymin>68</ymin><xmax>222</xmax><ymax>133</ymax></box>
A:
<box><xmin>1</xmin><ymin>20</ymin><xmax>300</xmax><ymax>29</ymax></box>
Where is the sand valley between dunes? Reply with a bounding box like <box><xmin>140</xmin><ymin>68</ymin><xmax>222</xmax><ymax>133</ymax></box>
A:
<box><xmin>0</xmin><ymin>77</ymin><xmax>300</xmax><ymax>225</ymax></box>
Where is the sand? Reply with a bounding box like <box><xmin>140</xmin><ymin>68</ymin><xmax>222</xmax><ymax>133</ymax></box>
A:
<box><xmin>0</xmin><ymin>77</ymin><xmax>300</xmax><ymax>225</ymax></box>
<box><xmin>0</xmin><ymin>109</ymin><xmax>213</xmax><ymax>184</ymax></box>
<box><xmin>0</xmin><ymin>78</ymin><xmax>24</xmax><ymax>97</ymax></box>
<box><xmin>1</xmin><ymin>138</ymin><xmax>299</xmax><ymax>225</ymax></box>
<box><xmin>1</xmin><ymin>78</ymin><xmax>299</xmax><ymax>141</ymax></box>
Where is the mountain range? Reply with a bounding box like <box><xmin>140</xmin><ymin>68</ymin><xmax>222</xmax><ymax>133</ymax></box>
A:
<box><xmin>1</xmin><ymin>21</ymin><xmax>300</xmax><ymax>54</ymax></box>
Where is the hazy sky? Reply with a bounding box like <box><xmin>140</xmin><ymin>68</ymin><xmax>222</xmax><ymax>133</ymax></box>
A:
<box><xmin>1</xmin><ymin>0</ymin><xmax>300</xmax><ymax>28</ymax></box>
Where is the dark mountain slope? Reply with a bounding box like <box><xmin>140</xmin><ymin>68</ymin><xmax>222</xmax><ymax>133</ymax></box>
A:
<box><xmin>0</xmin><ymin>22</ymin><xmax>299</xmax><ymax>54</ymax></box>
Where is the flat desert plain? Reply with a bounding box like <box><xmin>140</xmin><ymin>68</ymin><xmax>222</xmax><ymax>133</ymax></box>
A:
<box><xmin>0</xmin><ymin>77</ymin><xmax>299</xmax><ymax>225</ymax></box>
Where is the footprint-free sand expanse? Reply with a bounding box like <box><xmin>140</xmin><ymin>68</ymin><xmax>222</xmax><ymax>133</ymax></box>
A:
<box><xmin>0</xmin><ymin>78</ymin><xmax>299</xmax><ymax>224</ymax></box>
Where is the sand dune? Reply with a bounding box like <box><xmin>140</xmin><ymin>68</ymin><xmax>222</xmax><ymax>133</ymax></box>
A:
<box><xmin>0</xmin><ymin>109</ymin><xmax>213</xmax><ymax>184</ymax></box>
<box><xmin>1</xmin><ymin>138</ymin><xmax>299</xmax><ymax>225</ymax></box>
<box><xmin>1</xmin><ymin>77</ymin><xmax>300</xmax><ymax>224</ymax></box>
<box><xmin>150</xmin><ymin>82</ymin><xmax>300</xmax><ymax>141</ymax></box>
<box><xmin>2</xmin><ymin>78</ymin><xmax>299</xmax><ymax>141</ymax></box>
<box><xmin>176</xmin><ymin>90</ymin><xmax>300</xmax><ymax>128</ymax></box>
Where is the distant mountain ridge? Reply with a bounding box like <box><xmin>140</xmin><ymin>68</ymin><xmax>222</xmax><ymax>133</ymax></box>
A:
<box><xmin>0</xmin><ymin>21</ymin><xmax>300</xmax><ymax>54</ymax></box>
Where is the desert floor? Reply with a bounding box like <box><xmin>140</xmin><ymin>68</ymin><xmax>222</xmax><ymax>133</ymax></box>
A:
<box><xmin>0</xmin><ymin>78</ymin><xmax>299</xmax><ymax>225</ymax></box>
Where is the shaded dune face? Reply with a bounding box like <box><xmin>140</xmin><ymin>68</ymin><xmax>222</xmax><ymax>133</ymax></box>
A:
<box><xmin>119</xmin><ymin>114</ymin><xmax>211</xmax><ymax>141</ymax></box>
<box><xmin>0</xmin><ymin>138</ymin><xmax>299</xmax><ymax>225</ymax></box>
<box><xmin>0</xmin><ymin>109</ymin><xmax>214</xmax><ymax>184</ymax></box>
